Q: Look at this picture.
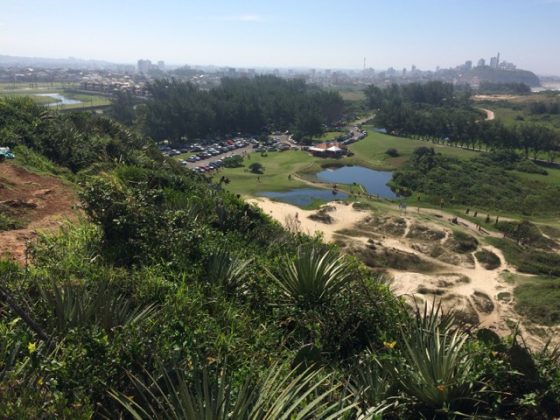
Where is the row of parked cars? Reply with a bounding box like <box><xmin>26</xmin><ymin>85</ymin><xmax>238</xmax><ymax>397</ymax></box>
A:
<box><xmin>185</xmin><ymin>138</ymin><xmax>255</xmax><ymax>163</ymax></box>
<box><xmin>159</xmin><ymin>138</ymin><xmax>255</xmax><ymax>159</ymax></box>
<box><xmin>185</xmin><ymin>159</ymin><xmax>225</xmax><ymax>174</ymax></box>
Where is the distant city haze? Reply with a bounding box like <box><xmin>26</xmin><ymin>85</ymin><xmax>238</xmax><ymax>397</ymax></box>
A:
<box><xmin>1</xmin><ymin>0</ymin><xmax>559</xmax><ymax>75</ymax></box>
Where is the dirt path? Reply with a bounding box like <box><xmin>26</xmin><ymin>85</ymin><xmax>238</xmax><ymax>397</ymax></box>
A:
<box><xmin>478</xmin><ymin>108</ymin><xmax>495</xmax><ymax>121</ymax></box>
<box><xmin>0</xmin><ymin>162</ymin><xmax>79</xmax><ymax>264</ymax></box>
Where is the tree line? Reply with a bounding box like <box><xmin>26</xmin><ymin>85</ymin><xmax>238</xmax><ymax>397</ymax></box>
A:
<box><xmin>478</xmin><ymin>82</ymin><xmax>531</xmax><ymax>94</ymax></box>
<box><xmin>366</xmin><ymin>82</ymin><xmax>560</xmax><ymax>162</ymax></box>
<box><xmin>114</xmin><ymin>76</ymin><xmax>345</xmax><ymax>143</ymax></box>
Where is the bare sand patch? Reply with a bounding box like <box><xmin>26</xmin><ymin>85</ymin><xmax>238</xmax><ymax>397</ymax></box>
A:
<box><xmin>248</xmin><ymin>197</ymin><xmax>370</xmax><ymax>242</ymax></box>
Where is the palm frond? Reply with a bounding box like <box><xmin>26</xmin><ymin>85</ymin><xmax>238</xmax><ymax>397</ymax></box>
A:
<box><xmin>206</xmin><ymin>248</ymin><xmax>252</xmax><ymax>296</ymax></box>
<box><xmin>110</xmin><ymin>363</ymin><xmax>356</xmax><ymax>419</ymax></box>
<box><xmin>381</xmin><ymin>301</ymin><xmax>475</xmax><ymax>410</ymax></box>
<box><xmin>38</xmin><ymin>280</ymin><xmax>158</xmax><ymax>333</ymax></box>
<box><xmin>267</xmin><ymin>245</ymin><xmax>353</xmax><ymax>308</ymax></box>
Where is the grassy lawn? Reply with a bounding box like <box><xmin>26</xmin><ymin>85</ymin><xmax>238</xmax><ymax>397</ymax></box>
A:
<box><xmin>0</xmin><ymin>82</ymin><xmax>77</xmax><ymax>94</ymax></box>
<box><xmin>216</xmin><ymin>151</ymin><xmax>315</xmax><ymax>196</ymax></box>
<box><xmin>1</xmin><ymin>93</ymin><xmax>58</xmax><ymax>105</ymax></box>
<box><xmin>0</xmin><ymin>85</ymin><xmax>111</xmax><ymax>110</ymax></box>
<box><xmin>348</xmin><ymin>128</ymin><xmax>480</xmax><ymax>170</ymax></box>
<box><xmin>511</xmin><ymin>165</ymin><xmax>560</xmax><ymax>187</ymax></box>
<box><xmin>57</xmin><ymin>93</ymin><xmax>111</xmax><ymax>110</ymax></box>
<box><xmin>512</xmin><ymin>274</ymin><xmax>560</xmax><ymax>325</ymax></box>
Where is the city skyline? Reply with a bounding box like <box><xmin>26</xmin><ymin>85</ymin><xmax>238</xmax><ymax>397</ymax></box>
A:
<box><xmin>1</xmin><ymin>0</ymin><xmax>559</xmax><ymax>75</ymax></box>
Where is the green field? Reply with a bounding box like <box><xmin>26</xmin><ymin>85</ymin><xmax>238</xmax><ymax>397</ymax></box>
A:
<box><xmin>0</xmin><ymin>82</ymin><xmax>77</xmax><ymax>93</ymax></box>
<box><xmin>217</xmin><ymin>151</ymin><xmax>314</xmax><ymax>196</ymax></box>
<box><xmin>348</xmin><ymin>128</ymin><xmax>480</xmax><ymax>170</ymax></box>
<box><xmin>55</xmin><ymin>92</ymin><xmax>111</xmax><ymax>110</ymax></box>
<box><xmin>0</xmin><ymin>83</ymin><xmax>110</xmax><ymax>110</ymax></box>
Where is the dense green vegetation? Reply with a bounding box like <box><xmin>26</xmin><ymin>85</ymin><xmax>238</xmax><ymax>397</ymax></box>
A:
<box><xmin>475</xmin><ymin>249</ymin><xmax>501</xmax><ymax>270</ymax></box>
<box><xmin>3</xmin><ymin>94</ymin><xmax>560</xmax><ymax>418</ymax></box>
<box><xmin>0</xmin><ymin>97</ymin><xmax>150</xmax><ymax>172</ymax></box>
<box><xmin>467</xmin><ymin>67</ymin><xmax>540</xmax><ymax>87</ymax></box>
<box><xmin>391</xmin><ymin>147</ymin><xmax>560</xmax><ymax>215</ymax></box>
<box><xmin>478</xmin><ymin>82</ymin><xmax>532</xmax><ymax>94</ymax></box>
<box><xmin>131</xmin><ymin>76</ymin><xmax>345</xmax><ymax>142</ymax></box>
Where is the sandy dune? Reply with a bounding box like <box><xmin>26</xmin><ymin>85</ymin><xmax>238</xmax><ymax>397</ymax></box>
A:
<box><xmin>248</xmin><ymin>197</ymin><xmax>370</xmax><ymax>242</ymax></box>
<box><xmin>249</xmin><ymin>197</ymin><xmax>554</xmax><ymax>348</ymax></box>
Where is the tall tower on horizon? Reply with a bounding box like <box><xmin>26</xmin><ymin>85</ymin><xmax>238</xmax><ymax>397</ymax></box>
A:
<box><xmin>497</xmin><ymin>52</ymin><xmax>500</xmax><ymax>68</ymax></box>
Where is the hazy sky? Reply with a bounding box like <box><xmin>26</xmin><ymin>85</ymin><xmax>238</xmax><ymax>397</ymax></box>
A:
<box><xmin>1</xmin><ymin>0</ymin><xmax>559</xmax><ymax>74</ymax></box>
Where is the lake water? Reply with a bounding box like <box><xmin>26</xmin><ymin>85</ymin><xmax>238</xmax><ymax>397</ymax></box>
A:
<box><xmin>35</xmin><ymin>93</ymin><xmax>82</xmax><ymax>107</ymax></box>
<box><xmin>258</xmin><ymin>188</ymin><xmax>348</xmax><ymax>207</ymax></box>
<box><xmin>316</xmin><ymin>166</ymin><xmax>397</xmax><ymax>199</ymax></box>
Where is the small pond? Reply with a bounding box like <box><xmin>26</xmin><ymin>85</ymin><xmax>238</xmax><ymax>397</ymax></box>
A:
<box><xmin>258</xmin><ymin>188</ymin><xmax>348</xmax><ymax>207</ymax></box>
<box><xmin>316</xmin><ymin>166</ymin><xmax>397</xmax><ymax>199</ymax></box>
<box><xmin>36</xmin><ymin>93</ymin><xmax>82</xmax><ymax>107</ymax></box>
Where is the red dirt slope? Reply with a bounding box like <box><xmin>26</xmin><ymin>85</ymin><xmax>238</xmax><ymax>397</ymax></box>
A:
<box><xmin>0</xmin><ymin>162</ymin><xmax>78</xmax><ymax>264</ymax></box>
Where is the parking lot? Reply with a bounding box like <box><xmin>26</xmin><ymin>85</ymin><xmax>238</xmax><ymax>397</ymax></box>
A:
<box><xmin>159</xmin><ymin>135</ymin><xmax>296</xmax><ymax>174</ymax></box>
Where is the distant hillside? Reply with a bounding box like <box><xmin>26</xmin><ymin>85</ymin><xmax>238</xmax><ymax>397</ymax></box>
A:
<box><xmin>0</xmin><ymin>54</ymin><xmax>131</xmax><ymax>70</ymax></box>
<box><xmin>466</xmin><ymin>67</ymin><xmax>540</xmax><ymax>87</ymax></box>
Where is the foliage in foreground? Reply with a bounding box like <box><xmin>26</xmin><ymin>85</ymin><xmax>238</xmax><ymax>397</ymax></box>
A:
<box><xmin>111</xmin><ymin>364</ymin><xmax>354</xmax><ymax>420</ymax></box>
<box><xmin>2</xmin><ymin>99</ymin><xmax>560</xmax><ymax>417</ymax></box>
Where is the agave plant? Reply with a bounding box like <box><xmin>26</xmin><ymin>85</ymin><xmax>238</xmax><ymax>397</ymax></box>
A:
<box><xmin>110</xmin><ymin>363</ymin><xmax>355</xmax><ymax>419</ymax></box>
<box><xmin>267</xmin><ymin>246</ymin><xmax>353</xmax><ymax>308</ymax></box>
<box><xmin>382</xmin><ymin>302</ymin><xmax>476</xmax><ymax>411</ymax></box>
<box><xmin>348</xmin><ymin>358</ymin><xmax>392</xmax><ymax>419</ymax></box>
<box><xmin>38</xmin><ymin>280</ymin><xmax>157</xmax><ymax>333</ymax></box>
<box><xmin>206</xmin><ymin>248</ymin><xmax>252</xmax><ymax>296</ymax></box>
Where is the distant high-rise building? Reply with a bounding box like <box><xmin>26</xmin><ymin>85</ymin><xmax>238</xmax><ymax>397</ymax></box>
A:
<box><xmin>490</xmin><ymin>56</ymin><xmax>498</xmax><ymax>69</ymax></box>
<box><xmin>477</xmin><ymin>58</ymin><xmax>486</xmax><ymax>67</ymax></box>
<box><xmin>464</xmin><ymin>60</ymin><xmax>473</xmax><ymax>70</ymax></box>
<box><xmin>137</xmin><ymin>59</ymin><xmax>152</xmax><ymax>74</ymax></box>
<box><xmin>411</xmin><ymin>64</ymin><xmax>417</xmax><ymax>73</ymax></box>
<box><xmin>157</xmin><ymin>60</ymin><xmax>165</xmax><ymax>71</ymax></box>
<box><xmin>496</xmin><ymin>52</ymin><xmax>500</xmax><ymax>68</ymax></box>
<box><xmin>402</xmin><ymin>68</ymin><xmax>407</xmax><ymax>76</ymax></box>
<box><xmin>500</xmin><ymin>61</ymin><xmax>517</xmax><ymax>71</ymax></box>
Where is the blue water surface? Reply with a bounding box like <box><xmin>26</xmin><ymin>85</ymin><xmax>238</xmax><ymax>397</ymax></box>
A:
<box><xmin>258</xmin><ymin>188</ymin><xmax>348</xmax><ymax>207</ymax></box>
<box><xmin>316</xmin><ymin>166</ymin><xmax>397</xmax><ymax>199</ymax></box>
